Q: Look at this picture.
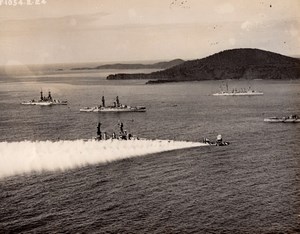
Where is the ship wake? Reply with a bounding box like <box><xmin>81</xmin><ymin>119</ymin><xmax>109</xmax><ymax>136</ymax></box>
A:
<box><xmin>0</xmin><ymin>139</ymin><xmax>207</xmax><ymax>179</ymax></box>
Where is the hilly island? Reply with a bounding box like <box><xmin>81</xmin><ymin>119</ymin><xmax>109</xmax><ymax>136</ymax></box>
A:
<box><xmin>106</xmin><ymin>48</ymin><xmax>300</xmax><ymax>84</ymax></box>
<box><xmin>71</xmin><ymin>59</ymin><xmax>184</xmax><ymax>70</ymax></box>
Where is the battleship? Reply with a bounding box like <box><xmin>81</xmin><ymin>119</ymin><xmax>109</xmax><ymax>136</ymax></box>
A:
<box><xmin>95</xmin><ymin>121</ymin><xmax>230</xmax><ymax>147</ymax></box>
<box><xmin>21</xmin><ymin>90</ymin><xmax>68</xmax><ymax>106</ymax></box>
<box><xmin>95</xmin><ymin>121</ymin><xmax>139</xmax><ymax>141</ymax></box>
<box><xmin>80</xmin><ymin>96</ymin><xmax>146</xmax><ymax>112</ymax></box>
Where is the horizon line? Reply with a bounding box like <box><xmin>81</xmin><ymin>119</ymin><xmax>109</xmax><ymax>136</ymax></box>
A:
<box><xmin>1</xmin><ymin>48</ymin><xmax>299</xmax><ymax>67</ymax></box>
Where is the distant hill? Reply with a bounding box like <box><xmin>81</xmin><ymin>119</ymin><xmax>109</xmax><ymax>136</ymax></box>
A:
<box><xmin>70</xmin><ymin>59</ymin><xmax>184</xmax><ymax>70</ymax></box>
<box><xmin>106</xmin><ymin>48</ymin><xmax>300</xmax><ymax>83</ymax></box>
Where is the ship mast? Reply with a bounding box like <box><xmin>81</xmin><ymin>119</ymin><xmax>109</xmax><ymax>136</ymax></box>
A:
<box><xmin>116</xmin><ymin>96</ymin><xmax>120</xmax><ymax>107</ymax></box>
<box><xmin>48</xmin><ymin>91</ymin><xmax>52</xmax><ymax>101</ymax></box>
<box><xmin>97</xmin><ymin>122</ymin><xmax>102</xmax><ymax>140</ymax></box>
<box><xmin>102</xmin><ymin>96</ymin><xmax>105</xmax><ymax>107</ymax></box>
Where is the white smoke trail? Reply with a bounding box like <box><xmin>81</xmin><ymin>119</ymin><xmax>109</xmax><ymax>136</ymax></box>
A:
<box><xmin>0</xmin><ymin>139</ymin><xmax>207</xmax><ymax>179</ymax></box>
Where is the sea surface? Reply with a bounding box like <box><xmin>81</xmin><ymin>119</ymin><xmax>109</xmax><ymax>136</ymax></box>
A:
<box><xmin>0</xmin><ymin>66</ymin><xmax>299</xmax><ymax>233</ymax></box>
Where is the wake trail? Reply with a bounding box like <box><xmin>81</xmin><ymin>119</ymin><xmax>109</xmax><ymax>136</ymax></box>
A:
<box><xmin>0</xmin><ymin>139</ymin><xmax>207</xmax><ymax>179</ymax></box>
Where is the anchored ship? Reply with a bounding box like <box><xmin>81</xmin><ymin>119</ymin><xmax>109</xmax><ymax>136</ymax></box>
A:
<box><xmin>80</xmin><ymin>96</ymin><xmax>146</xmax><ymax>112</ymax></box>
<box><xmin>21</xmin><ymin>90</ymin><xmax>67</xmax><ymax>106</ymax></box>
<box><xmin>213</xmin><ymin>83</ymin><xmax>263</xmax><ymax>96</ymax></box>
<box><xmin>264</xmin><ymin>115</ymin><xmax>300</xmax><ymax>123</ymax></box>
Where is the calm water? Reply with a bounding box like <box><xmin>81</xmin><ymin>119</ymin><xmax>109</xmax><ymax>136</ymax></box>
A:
<box><xmin>0</xmin><ymin>68</ymin><xmax>300</xmax><ymax>233</ymax></box>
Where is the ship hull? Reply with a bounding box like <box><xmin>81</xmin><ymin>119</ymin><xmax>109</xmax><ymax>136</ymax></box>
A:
<box><xmin>21</xmin><ymin>101</ymin><xmax>67</xmax><ymax>106</ymax></box>
<box><xmin>80</xmin><ymin>107</ymin><xmax>146</xmax><ymax>112</ymax></box>
<box><xmin>213</xmin><ymin>92</ymin><xmax>264</xmax><ymax>96</ymax></box>
<box><xmin>264</xmin><ymin>117</ymin><xmax>300</xmax><ymax>123</ymax></box>
<box><xmin>21</xmin><ymin>101</ymin><xmax>53</xmax><ymax>106</ymax></box>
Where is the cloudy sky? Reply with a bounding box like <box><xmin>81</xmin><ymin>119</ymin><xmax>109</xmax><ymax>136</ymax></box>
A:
<box><xmin>0</xmin><ymin>0</ymin><xmax>299</xmax><ymax>65</ymax></box>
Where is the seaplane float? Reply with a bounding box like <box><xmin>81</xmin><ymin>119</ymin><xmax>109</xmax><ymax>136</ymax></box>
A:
<box><xmin>202</xmin><ymin>134</ymin><xmax>230</xmax><ymax>146</ymax></box>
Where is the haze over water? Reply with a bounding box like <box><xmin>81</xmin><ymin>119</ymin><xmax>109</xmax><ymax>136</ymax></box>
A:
<box><xmin>0</xmin><ymin>66</ymin><xmax>300</xmax><ymax>233</ymax></box>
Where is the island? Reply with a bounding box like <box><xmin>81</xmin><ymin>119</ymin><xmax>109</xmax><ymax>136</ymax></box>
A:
<box><xmin>70</xmin><ymin>59</ymin><xmax>184</xmax><ymax>71</ymax></box>
<box><xmin>106</xmin><ymin>48</ymin><xmax>300</xmax><ymax>83</ymax></box>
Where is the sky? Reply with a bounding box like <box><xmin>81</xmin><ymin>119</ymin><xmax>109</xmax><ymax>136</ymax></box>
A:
<box><xmin>0</xmin><ymin>0</ymin><xmax>299</xmax><ymax>65</ymax></box>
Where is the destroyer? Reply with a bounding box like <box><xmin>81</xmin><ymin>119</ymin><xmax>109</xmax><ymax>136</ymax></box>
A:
<box><xmin>21</xmin><ymin>90</ymin><xmax>67</xmax><ymax>106</ymax></box>
<box><xmin>80</xmin><ymin>96</ymin><xmax>146</xmax><ymax>112</ymax></box>
<box><xmin>264</xmin><ymin>115</ymin><xmax>300</xmax><ymax>123</ymax></box>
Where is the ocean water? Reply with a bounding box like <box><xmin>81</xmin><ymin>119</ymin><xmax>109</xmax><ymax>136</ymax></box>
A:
<box><xmin>0</xmin><ymin>67</ymin><xmax>300</xmax><ymax>233</ymax></box>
